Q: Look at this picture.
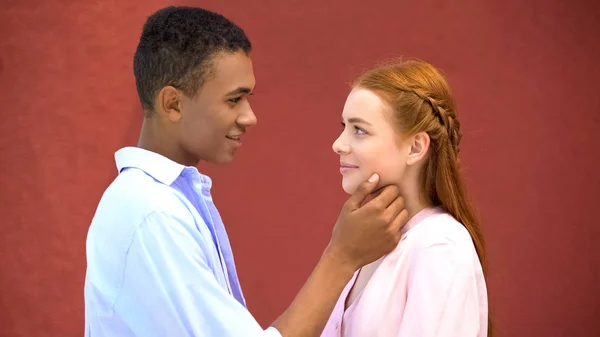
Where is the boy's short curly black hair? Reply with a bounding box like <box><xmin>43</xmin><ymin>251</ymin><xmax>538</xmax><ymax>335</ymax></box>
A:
<box><xmin>133</xmin><ymin>6</ymin><xmax>252</xmax><ymax>113</ymax></box>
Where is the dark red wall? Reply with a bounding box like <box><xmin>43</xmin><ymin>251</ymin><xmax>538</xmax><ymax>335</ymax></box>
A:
<box><xmin>1</xmin><ymin>0</ymin><xmax>598</xmax><ymax>336</ymax></box>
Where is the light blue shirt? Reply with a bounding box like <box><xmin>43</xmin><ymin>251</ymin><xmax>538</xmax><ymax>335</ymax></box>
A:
<box><xmin>84</xmin><ymin>147</ymin><xmax>281</xmax><ymax>337</ymax></box>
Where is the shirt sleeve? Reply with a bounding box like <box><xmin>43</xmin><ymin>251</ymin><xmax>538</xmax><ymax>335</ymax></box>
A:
<box><xmin>397</xmin><ymin>241</ymin><xmax>483</xmax><ymax>337</ymax></box>
<box><xmin>112</xmin><ymin>211</ymin><xmax>282</xmax><ymax>337</ymax></box>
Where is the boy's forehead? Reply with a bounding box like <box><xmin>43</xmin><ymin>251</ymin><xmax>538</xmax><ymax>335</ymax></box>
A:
<box><xmin>206</xmin><ymin>51</ymin><xmax>255</xmax><ymax>88</ymax></box>
<box><xmin>197</xmin><ymin>51</ymin><xmax>255</xmax><ymax>95</ymax></box>
<box><xmin>212</xmin><ymin>52</ymin><xmax>254</xmax><ymax>76</ymax></box>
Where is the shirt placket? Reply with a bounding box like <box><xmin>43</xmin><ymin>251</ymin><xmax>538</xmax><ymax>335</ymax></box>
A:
<box><xmin>186</xmin><ymin>172</ymin><xmax>233</xmax><ymax>296</ymax></box>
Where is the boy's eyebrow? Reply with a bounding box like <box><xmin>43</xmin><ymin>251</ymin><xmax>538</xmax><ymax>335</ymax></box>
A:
<box><xmin>225</xmin><ymin>87</ymin><xmax>253</xmax><ymax>96</ymax></box>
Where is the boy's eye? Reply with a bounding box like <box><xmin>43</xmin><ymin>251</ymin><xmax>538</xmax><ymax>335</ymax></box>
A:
<box><xmin>229</xmin><ymin>97</ymin><xmax>242</xmax><ymax>104</ymax></box>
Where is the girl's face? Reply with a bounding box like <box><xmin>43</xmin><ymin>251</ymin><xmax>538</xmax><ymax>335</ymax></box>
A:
<box><xmin>333</xmin><ymin>88</ymin><xmax>412</xmax><ymax>194</ymax></box>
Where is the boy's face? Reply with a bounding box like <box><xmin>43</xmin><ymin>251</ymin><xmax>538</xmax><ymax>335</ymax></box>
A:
<box><xmin>176</xmin><ymin>51</ymin><xmax>257</xmax><ymax>165</ymax></box>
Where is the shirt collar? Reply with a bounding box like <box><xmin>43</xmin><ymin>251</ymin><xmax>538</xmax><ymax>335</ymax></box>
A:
<box><xmin>401</xmin><ymin>206</ymin><xmax>443</xmax><ymax>235</ymax></box>
<box><xmin>115</xmin><ymin>146</ymin><xmax>189</xmax><ymax>186</ymax></box>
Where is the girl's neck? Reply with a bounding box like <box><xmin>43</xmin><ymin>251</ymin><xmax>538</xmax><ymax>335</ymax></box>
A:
<box><xmin>398</xmin><ymin>173</ymin><xmax>432</xmax><ymax>221</ymax></box>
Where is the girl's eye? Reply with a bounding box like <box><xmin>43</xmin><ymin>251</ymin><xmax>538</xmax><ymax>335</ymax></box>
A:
<box><xmin>354</xmin><ymin>126</ymin><xmax>367</xmax><ymax>135</ymax></box>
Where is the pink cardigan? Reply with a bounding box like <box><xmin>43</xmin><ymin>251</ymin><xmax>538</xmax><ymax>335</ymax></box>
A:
<box><xmin>321</xmin><ymin>207</ymin><xmax>488</xmax><ymax>337</ymax></box>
